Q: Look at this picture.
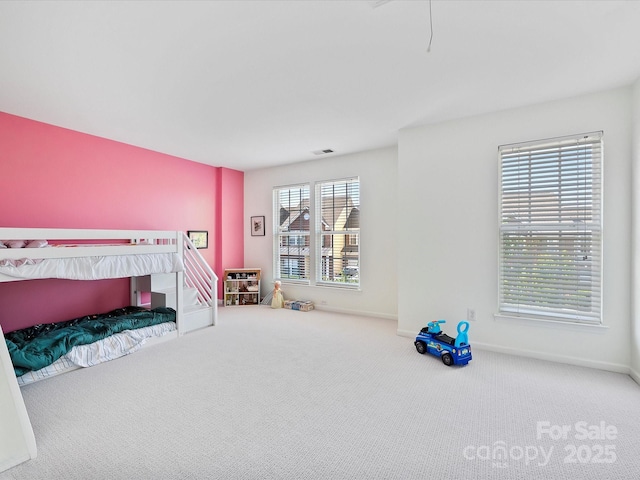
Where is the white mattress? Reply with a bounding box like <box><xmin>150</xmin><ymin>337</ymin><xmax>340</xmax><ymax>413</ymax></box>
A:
<box><xmin>16</xmin><ymin>321</ymin><xmax>177</xmax><ymax>386</ymax></box>
<box><xmin>0</xmin><ymin>253</ymin><xmax>183</xmax><ymax>281</ymax></box>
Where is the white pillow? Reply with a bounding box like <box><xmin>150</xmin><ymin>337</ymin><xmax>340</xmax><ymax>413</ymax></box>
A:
<box><xmin>26</xmin><ymin>240</ymin><xmax>49</xmax><ymax>248</ymax></box>
<box><xmin>4</xmin><ymin>240</ymin><xmax>26</xmax><ymax>248</ymax></box>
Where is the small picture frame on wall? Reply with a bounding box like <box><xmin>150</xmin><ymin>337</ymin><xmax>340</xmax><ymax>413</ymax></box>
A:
<box><xmin>251</xmin><ymin>216</ymin><xmax>265</xmax><ymax>236</ymax></box>
<box><xmin>187</xmin><ymin>230</ymin><xmax>208</xmax><ymax>249</ymax></box>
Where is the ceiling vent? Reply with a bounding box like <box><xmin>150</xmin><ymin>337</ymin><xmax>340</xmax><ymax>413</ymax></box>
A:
<box><xmin>312</xmin><ymin>149</ymin><xmax>334</xmax><ymax>155</ymax></box>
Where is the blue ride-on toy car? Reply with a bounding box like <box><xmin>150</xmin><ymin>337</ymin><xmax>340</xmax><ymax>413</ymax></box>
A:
<box><xmin>414</xmin><ymin>320</ymin><xmax>472</xmax><ymax>366</ymax></box>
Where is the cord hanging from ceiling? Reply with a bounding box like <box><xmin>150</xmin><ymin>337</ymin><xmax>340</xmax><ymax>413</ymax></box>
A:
<box><xmin>427</xmin><ymin>0</ymin><xmax>433</xmax><ymax>52</ymax></box>
<box><xmin>372</xmin><ymin>0</ymin><xmax>433</xmax><ymax>53</ymax></box>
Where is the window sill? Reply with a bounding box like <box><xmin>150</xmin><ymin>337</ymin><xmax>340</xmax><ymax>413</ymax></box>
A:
<box><xmin>280</xmin><ymin>280</ymin><xmax>361</xmax><ymax>292</ymax></box>
<box><xmin>316</xmin><ymin>282</ymin><xmax>361</xmax><ymax>291</ymax></box>
<box><xmin>279</xmin><ymin>279</ymin><xmax>310</xmax><ymax>287</ymax></box>
<box><xmin>494</xmin><ymin>313</ymin><xmax>608</xmax><ymax>332</ymax></box>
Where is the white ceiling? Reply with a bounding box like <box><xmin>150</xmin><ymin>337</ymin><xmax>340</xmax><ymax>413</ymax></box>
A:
<box><xmin>1</xmin><ymin>0</ymin><xmax>640</xmax><ymax>171</ymax></box>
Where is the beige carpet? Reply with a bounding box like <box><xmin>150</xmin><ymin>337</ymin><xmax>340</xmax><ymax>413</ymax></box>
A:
<box><xmin>2</xmin><ymin>306</ymin><xmax>640</xmax><ymax>479</ymax></box>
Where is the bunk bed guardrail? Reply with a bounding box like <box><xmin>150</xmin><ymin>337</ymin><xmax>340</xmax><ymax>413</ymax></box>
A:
<box><xmin>0</xmin><ymin>228</ymin><xmax>218</xmax><ymax>334</ymax></box>
<box><xmin>182</xmin><ymin>232</ymin><xmax>218</xmax><ymax>327</ymax></box>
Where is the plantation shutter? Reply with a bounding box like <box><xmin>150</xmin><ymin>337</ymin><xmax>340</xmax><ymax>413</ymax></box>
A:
<box><xmin>498</xmin><ymin>132</ymin><xmax>603</xmax><ymax>324</ymax></box>
<box><xmin>274</xmin><ymin>184</ymin><xmax>311</xmax><ymax>282</ymax></box>
<box><xmin>316</xmin><ymin>178</ymin><xmax>360</xmax><ymax>286</ymax></box>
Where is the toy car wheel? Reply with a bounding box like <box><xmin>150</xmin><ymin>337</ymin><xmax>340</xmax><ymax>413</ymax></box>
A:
<box><xmin>441</xmin><ymin>353</ymin><xmax>453</xmax><ymax>366</ymax></box>
<box><xmin>415</xmin><ymin>341</ymin><xmax>427</xmax><ymax>354</ymax></box>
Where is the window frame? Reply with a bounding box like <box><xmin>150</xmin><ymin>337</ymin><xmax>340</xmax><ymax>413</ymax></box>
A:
<box><xmin>272</xmin><ymin>177</ymin><xmax>360</xmax><ymax>290</ymax></box>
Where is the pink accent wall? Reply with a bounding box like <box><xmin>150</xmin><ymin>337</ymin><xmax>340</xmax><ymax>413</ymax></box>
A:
<box><xmin>0</xmin><ymin>112</ymin><xmax>244</xmax><ymax>332</ymax></box>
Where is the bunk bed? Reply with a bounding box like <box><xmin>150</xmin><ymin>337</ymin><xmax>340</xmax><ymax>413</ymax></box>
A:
<box><xmin>0</xmin><ymin>227</ymin><xmax>218</xmax><ymax>472</ymax></box>
<box><xmin>0</xmin><ymin>228</ymin><xmax>218</xmax><ymax>385</ymax></box>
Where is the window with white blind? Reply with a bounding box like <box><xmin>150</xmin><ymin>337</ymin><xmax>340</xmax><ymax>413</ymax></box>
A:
<box><xmin>274</xmin><ymin>184</ymin><xmax>311</xmax><ymax>282</ymax></box>
<box><xmin>316</xmin><ymin>178</ymin><xmax>360</xmax><ymax>286</ymax></box>
<box><xmin>498</xmin><ymin>131</ymin><xmax>603</xmax><ymax>324</ymax></box>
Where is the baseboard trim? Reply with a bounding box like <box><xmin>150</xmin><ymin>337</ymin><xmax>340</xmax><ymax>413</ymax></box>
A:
<box><xmin>397</xmin><ymin>328</ymin><xmax>631</xmax><ymax>374</ymax></box>
<box><xmin>471</xmin><ymin>341</ymin><xmax>630</xmax><ymax>374</ymax></box>
<box><xmin>397</xmin><ymin>329</ymin><xmax>416</xmax><ymax>338</ymax></box>
<box><xmin>314</xmin><ymin>305</ymin><xmax>397</xmax><ymax>321</ymax></box>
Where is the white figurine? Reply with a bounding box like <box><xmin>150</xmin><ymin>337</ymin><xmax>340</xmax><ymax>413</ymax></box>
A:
<box><xmin>271</xmin><ymin>280</ymin><xmax>284</xmax><ymax>309</ymax></box>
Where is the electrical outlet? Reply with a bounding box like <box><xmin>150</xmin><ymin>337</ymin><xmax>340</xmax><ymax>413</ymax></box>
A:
<box><xmin>320</xmin><ymin>300</ymin><xmax>327</xmax><ymax>305</ymax></box>
<box><xmin>467</xmin><ymin>308</ymin><xmax>476</xmax><ymax>322</ymax></box>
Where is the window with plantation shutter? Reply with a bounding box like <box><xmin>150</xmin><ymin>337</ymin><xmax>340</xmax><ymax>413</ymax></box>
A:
<box><xmin>316</xmin><ymin>178</ymin><xmax>360</xmax><ymax>286</ymax></box>
<box><xmin>273</xmin><ymin>178</ymin><xmax>360</xmax><ymax>288</ymax></box>
<box><xmin>498</xmin><ymin>131</ymin><xmax>603</xmax><ymax>324</ymax></box>
<box><xmin>274</xmin><ymin>184</ymin><xmax>311</xmax><ymax>282</ymax></box>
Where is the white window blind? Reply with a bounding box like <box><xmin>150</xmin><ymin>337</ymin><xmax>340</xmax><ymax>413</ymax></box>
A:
<box><xmin>498</xmin><ymin>132</ymin><xmax>602</xmax><ymax>324</ymax></box>
<box><xmin>316</xmin><ymin>178</ymin><xmax>360</xmax><ymax>286</ymax></box>
<box><xmin>274</xmin><ymin>184</ymin><xmax>311</xmax><ymax>282</ymax></box>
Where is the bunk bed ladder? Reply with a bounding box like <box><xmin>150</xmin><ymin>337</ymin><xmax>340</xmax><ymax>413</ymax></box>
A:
<box><xmin>130</xmin><ymin>232</ymin><xmax>218</xmax><ymax>335</ymax></box>
<box><xmin>181</xmin><ymin>232</ymin><xmax>218</xmax><ymax>330</ymax></box>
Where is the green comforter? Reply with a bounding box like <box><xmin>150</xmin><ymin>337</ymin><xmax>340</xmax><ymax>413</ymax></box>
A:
<box><xmin>4</xmin><ymin>306</ymin><xmax>176</xmax><ymax>377</ymax></box>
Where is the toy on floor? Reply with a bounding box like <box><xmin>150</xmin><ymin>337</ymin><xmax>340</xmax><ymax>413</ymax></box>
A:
<box><xmin>414</xmin><ymin>320</ymin><xmax>472</xmax><ymax>366</ymax></box>
<box><xmin>270</xmin><ymin>280</ymin><xmax>284</xmax><ymax>309</ymax></box>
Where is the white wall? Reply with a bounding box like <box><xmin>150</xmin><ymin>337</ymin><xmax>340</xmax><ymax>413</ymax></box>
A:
<box><xmin>398</xmin><ymin>87</ymin><xmax>633</xmax><ymax>372</ymax></box>
<box><xmin>631</xmin><ymin>78</ymin><xmax>640</xmax><ymax>382</ymax></box>
<box><xmin>244</xmin><ymin>146</ymin><xmax>398</xmax><ymax>319</ymax></box>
